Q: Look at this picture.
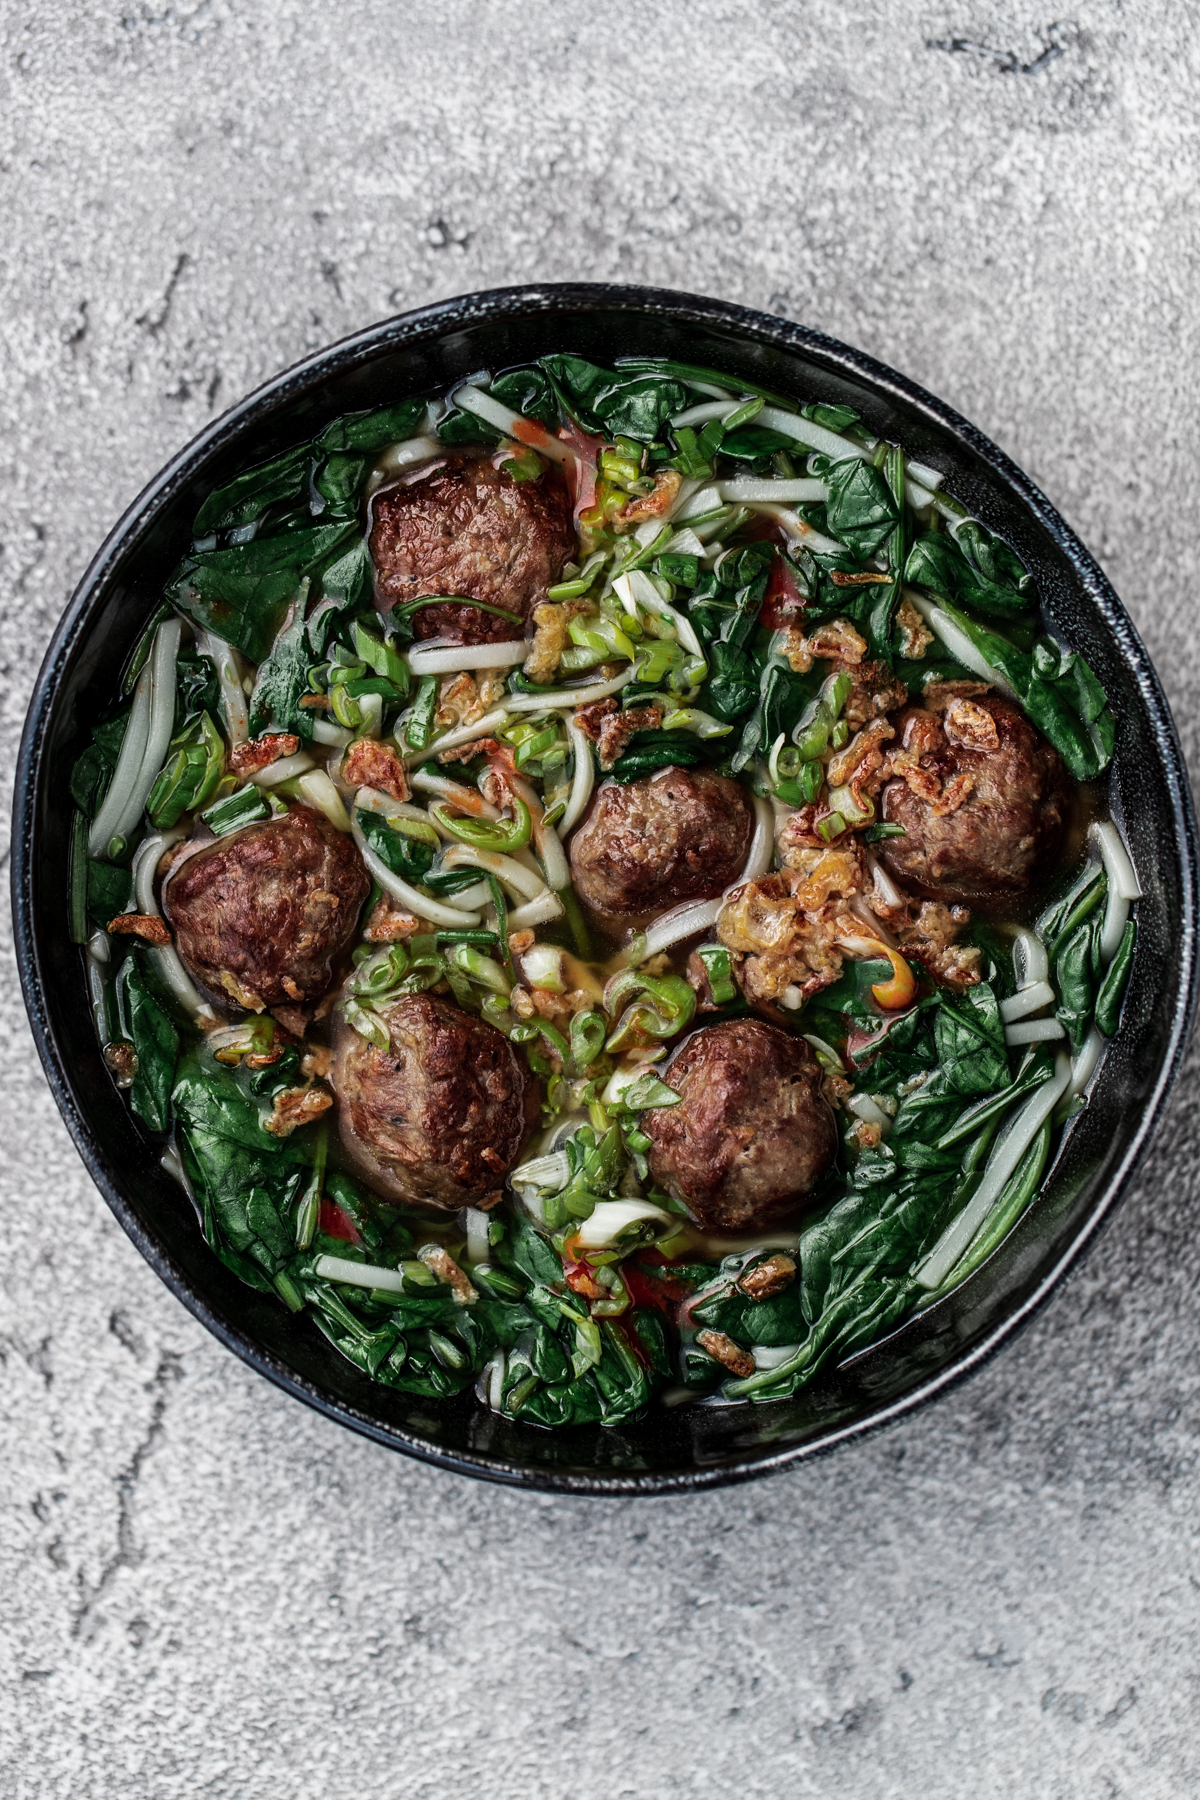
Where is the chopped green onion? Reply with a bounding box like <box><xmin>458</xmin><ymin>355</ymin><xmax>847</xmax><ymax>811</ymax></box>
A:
<box><xmin>429</xmin><ymin>795</ymin><xmax>532</xmax><ymax>853</ymax></box>
<box><xmin>201</xmin><ymin>785</ymin><xmax>271</xmax><ymax>837</ymax></box>
<box><xmin>696</xmin><ymin>944</ymin><xmax>736</xmax><ymax>1005</ymax></box>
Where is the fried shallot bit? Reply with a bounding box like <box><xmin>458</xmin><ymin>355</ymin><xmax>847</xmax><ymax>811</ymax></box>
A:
<box><xmin>821</xmin><ymin>1070</ymin><xmax>853</xmax><ymax>1110</ymax></box>
<box><xmin>574</xmin><ymin>696</ymin><xmax>617</xmax><ymax>741</ymax></box>
<box><xmin>342</xmin><ymin>737</ymin><xmax>410</xmax><ymax>801</ymax></box>
<box><xmin>230</xmin><ymin>733</ymin><xmax>300</xmax><ymax>775</ymax></box>
<box><xmin>363</xmin><ymin>895</ymin><xmax>422</xmax><ymax>941</ymax></box>
<box><xmin>434</xmin><ymin>670</ymin><xmax>504</xmax><ymax>732</ymax></box>
<box><xmin>417</xmin><ymin>1243</ymin><xmax>478</xmax><ymax>1306</ymax></box>
<box><xmin>849</xmin><ymin>1119</ymin><xmax>883</xmax><ymax>1150</ymax></box>
<box><xmin>898</xmin><ymin>901</ymin><xmax>982</xmax><ymax>992</ymax></box>
<box><xmin>528</xmin><ymin>986</ymin><xmax>596</xmax><ymax>1025</ymax></box>
<box><xmin>524</xmin><ymin>598</ymin><xmax>594</xmax><ymax>684</ymax></box>
<box><xmin>696</xmin><ymin>1330</ymin><xmax>755</xmax><ymax>1379</ymax></box>
<box><xmin>589</xmin><ymin>703</ymin><xmax>663</xmax><ymax>769</ymax></box>
<box><xmin>507</xmin><ymin>929</ymin><xmax>535</xmax><ymax>954</ymax></box>
<box><xmin>219</xmin><ymin>970</ymin><xmax>267</xmax><ymax>1012</ymax></box>
<box><xmin>826</xmin><ymin>716</ymin><xmax>896</xmax><ymax>811</ymax></box>
<box><xmin>895</xmin><ymin>595</ymin><xmax>934</xmax><ymax>659</ymax></box>
<box><xmin>271</xmin><ymin>1005</ymin><xmax>311</xmax><ymax>1038</ymax></box>
<box><xmin>829</xmin><ymin>569</ymin><xmax>893</xmax><ymax>586</ymax></box>
<box><xmin>922</xmin><ymin>679</ymin><xmax>992</xmax><ymax>710</ymax></box>
<box><xmin>107</xmin><ymin>912</ymin><xmax>172</xmax><ymax>946</ymax></box>
<box><xmin>615</xmin><ymin>467</ymin><xmax>682</xmax><ymax>529</ymax></box>
<box><xmin>437</xmin><ymin>736</ymin><xmax>502</xmax><ymax>767</ymax></box>
<box><xmin>301</xmin><ymin>1045</ymin><xmax>332</xmax><ymax>1080</ymax></box>
<box><xmin>807</xmin><ymin>617</ymin><xmax>868</xmax><ymax>665</ymax></box>
<box><xmin>943</xmin><ymin>696</ymin><xmax>1001</xmax><ymax>753</ymax></box>
<box><xmin>717</xmin><ymin>871</ymin><xmax>855</xmax><ymax>1005</ymax></box>
<box><xmin>739</xmin><ymin>1253</ymin><xmax>796</xmax><ymax>1299</ymax></box>
<box><xmin>777</xmin><ymin>837</ymin><xmax>866</xmax><ymax>908</ymax></box>
<box><xmin>931</xmin><ymin>772</ymin><xmax>975</xmax><ymax>817</ymax></box>
<box><xmin>103</xmin><ymin>1042</ymin><xmax>138</xmax><ymax>1086</ymax></box>
<box><xmin>263</xmin><ymin>1085</ymin><xmax>334</xmax><ymax>1138</ymax></box>
<box><xmin>842</xmin><ymin>660</ymin><xmax>909</xmax><ymax>731</ymax></box>
<box><xmin>779</xmin><ymin>626</ymin><xmax>813</xmax><ymax>674</ymax></box>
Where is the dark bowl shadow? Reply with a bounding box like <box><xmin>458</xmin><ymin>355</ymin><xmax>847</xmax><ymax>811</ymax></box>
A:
<box><xmin>13</xmin><ymin>283</ymin><xmax>1198</xmax><ymax>1493</ymax></box>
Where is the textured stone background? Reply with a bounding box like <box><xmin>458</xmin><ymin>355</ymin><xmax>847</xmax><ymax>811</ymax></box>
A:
<box><xmin>2</xmin><ymin>3</ymin><xmax>1199</xmax><ymax>1795</ymax></box>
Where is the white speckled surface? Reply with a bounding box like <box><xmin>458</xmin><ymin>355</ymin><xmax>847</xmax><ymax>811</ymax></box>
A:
<box><xmin>3</xmin><ymin>4</ymin><xmax>1200</xmax><ymax>1795</ymax></box>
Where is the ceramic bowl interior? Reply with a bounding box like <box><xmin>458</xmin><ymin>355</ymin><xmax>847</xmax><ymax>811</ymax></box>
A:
<box><xmin>14</xmin><ymin>285</ymin><xmax>1197</xmax><ymax>1493</ymax></box>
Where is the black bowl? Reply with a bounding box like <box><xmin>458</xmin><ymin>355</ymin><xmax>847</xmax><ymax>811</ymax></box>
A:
<box><xmin>13</xmin><ymin>284</ymin><xmax>1198</xmax><ymax>1493</ymax></box>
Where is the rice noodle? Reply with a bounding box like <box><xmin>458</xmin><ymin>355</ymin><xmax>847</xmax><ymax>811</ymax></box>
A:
<box><xmin>313</xmin><ymin>1254</ymin><xmax>407</xmax><ymax>1294</ymax></box>
<box><xmin>506</xmin><ymin>888</ymin><xmax>565</xmax><ymax>928</ymax></box>
<box><xmin>407</xmin><ymin>639</ymin><xmax>528</xmax><ymax>676</ymax></box>
<box><xmin>440</xmin><ymin>842</ymin><xmax>546</xmax><ymax>902</ymax></box>
<box><xmin>504</xmin><ymin>668</ymin><xmax>636</xmax><ymax>713</ymax></box>
<box><xmin>451</xmin><ymin>384</ymin><xmax>576</xmax><ymax>467</ymax></box>
<box><xmin>669</xmin><ymin>400</ymin><xmax>738</xmax><ymax>430</ymax></box>
<box><xmin>372</xmin><ymin>434</ymin><xmax>443</xmax><ymax>478</ymax></box>
<box><xmin>557</xmin><ymin>717</ymin><xmax>595</xmax><ymax>838</ymax></box>
<box><xmin>351</xmin><ymin>816</ymin><xmax>482</xmax><ymax>927</ymax></box>
<box><xmin>353</xmin><ymin>789</ymin><xmax>439</xmax><ymax>828</ymax></box>
<box><xmin>757</xmin><ymin>405</ymin><xmax>868</xmax><ymax>463</ymax></box>
<box><xmin>1067</xmin><ymin>1027</ymin><xmax>1105</xmax><ymax>1099</ymax></box>
<box><xmin>717</xmin><ymin>477</ymin><xmax>828</xmax><ymax>505</ymax></box>
<box><xmin>444</xmin><ymin>880</ymin><xmax>491</xmax><ymax>913</ymax></box>
<box><xmin>407</xmin><ymin>707</ymin><xmax>510</xmax><ymax>766</ymax></box>
<box><xmin>1012</xmin><ymin>927</ymin><xmax>1049</xmax><ymax>990</ymax></box>
<box><xmin>485</xmin><ymin>1351</ymin><xmax>507</xmax><ymax>1411</ymax></box>
<box><xmin>999</xmin><ymin>981</ymin><xmax>1056</xmax><ymax>1023</ymax></box>
<box><xmin>196</xmin><ymin>628</ymin><xmax>250</xmax><ymax>746</ymax></box>
<box><xmin>86</xmin><ymin>934</ymin><xmax>111</xmax><ymax>1047</ymax></box>
<box><xmin>130</xmin><ymin>828</ymin><xmax>214</xmax><ymax>1021</ymax></box>
<box><xmin>907</xmin><ymin>457</ymin><xmax>943</xmax><ymax>491</ymax></box>
<box><xmin>916</xmin><ymin>1052</ymin><xmax>1071</xmax><ymax>1289</ymax></box>
<box><xmin>89</xmin><ymin>667</ymin><xmax>153</xmax><ymax>859</ymax></box>
<box><xmin>311</xmin><ymin>718</ymin><xmax>353</xmax><ymax>747</ymax></box>
<box><xmin>1089</xmin><ymin>820</ymin><xmax>1141</xmax><ymax>901</ymax></box>
<box><xmin>512</xmin><ymin>775</ymin><xmax>570</xmax><ymax>891</ymax></box>
<box><xmin>740</xmin><ymin>795</ymin><xmax>775</xmax><ymax>884</ymax></box>
<box><xmin>1004</xmin><ymin>1018</ymin><xmax>1066</xmax><ymax>1046</ymax></box>
<box><xmin>756</xmin><ymin>505</ymin><xmax>847</xmax><ymax>558</ymax></box>
<box><xmin>250</xmin><ymin>751</ymin><xmax>316</xmax><ymax>788</ymax></box>
<box><xmin>409</xmin><ymin>769</ymin><xmax>501</xmax><ymax>818</ymax></box>
<box><xmin>640</xmin><ymin>898</ymin><xmax>723</xmax><ymax>960</ymax></box>
<box><xmin>1099</xmin><ymin>892</ymin><xmax>1131</xmax><ymax>965</ymax></box>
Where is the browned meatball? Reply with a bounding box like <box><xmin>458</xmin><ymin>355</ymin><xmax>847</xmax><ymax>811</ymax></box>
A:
<box><xmin>163</xmin><ymin>806</ymin><xmax>369</xmax><ymax>1013</ymax></box>
<box><xmin>331</xmin><ymin>993</ymin><xmax>535</xmax><ymax>1211</ymax></box>
<box><xmin>879</xmin><ymin>691</ymin><xmax>1068</xmax><ymax>912</ymax></box>
<box><xmin>569</xmin><ymin>766</ymin><xmax>754</xmax><ymax>918</ymax></box>
<box><xmin>645</xmin><ymin>1020</ymin><xmax>836</xmax><ymax>1234</ymax></box>
<box><xmin>369</xmin><ymin>450</ymin><xmax>576</xmax><ymax>644</ymax></box>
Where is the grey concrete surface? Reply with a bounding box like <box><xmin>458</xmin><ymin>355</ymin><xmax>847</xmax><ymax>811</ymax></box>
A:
<box><xmin>2</xmin><ymin>3</ymin><xmax>1199</xmax><ymax>1795</ymax></box>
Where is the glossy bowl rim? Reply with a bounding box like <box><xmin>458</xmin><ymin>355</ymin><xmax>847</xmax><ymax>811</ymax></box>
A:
<box><xmin>13</xmin><ymin>281</ymin><xmax>1198</xmax><ymax>1494</ymax></box>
